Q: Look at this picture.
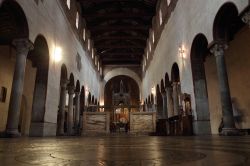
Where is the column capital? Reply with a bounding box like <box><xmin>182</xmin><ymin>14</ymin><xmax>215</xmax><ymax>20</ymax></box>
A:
<box><xmin>210</xmin><ymin>42</ymin><xmax>228</xmax><ymax>57</ymax></box>
<box><xmin>68</xmin><ymin>86</ymin><xmax>75</xmax><ymax>94</ymax></box>
<box><xmin>242</xmin><ymin>10</ymin><xmax>250</xmax><ymax>27</ymax></box>
<box><xmin>161</xmin><ymin>91</ymin><xmax>167</xmax><ymax>97</ymax></box>
<box><xmin>61</xmin><ymin>79</ymin><xmax>69</xmax><ymax>88</ymax></box>
<box><xmin>75</xmin><ymin>91</ymin><xmax>80</xmax><ymax>96</ymax></box>
<box><xmin>12</xmin><ymin>38</ymin><xmax>33</xmax><ymax>54</ymax></box>
<box><xmin>172</xmin><ymin>81</ymin><xmax>180</xmax><ymax>87</ymax></box>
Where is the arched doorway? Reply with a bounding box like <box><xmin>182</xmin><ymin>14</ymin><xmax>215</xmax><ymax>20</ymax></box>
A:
<box><xmin>171</xmin><ymin>63</ymin><xmax>181</xmax><ymax>116</ymax></box>
<box><xmin>156</xmin><ymin>84</ymin><xmax>163</xmax><ymax>118</ymax></box>
<box><xmin>79</xmin><ymin>86</ymin><xmax>85</xmax><ymax>131</ymax></box>
<box><xmin>87</xmin><ymin>92</ymin><xmax>91</xmax><ymax>106</ymax></box>
<box><xmin>160</xmin><ymin>79</ymin><xmax>167</xmax><ymax>119</ymax></box>
<box><xmin>74</xmin><ymin>80</ymin><xmax>81</xmax><ymax>135</ymax></box>
<box><xmin>156</xmin><ymin>84</ymin><xmax>166</xmax><ymax>135</ymax></box>
<box><xmin>91</xmin><ymin>96</ymin><xmax>95</xmax><ymax>105</ymax></box>
<box><xmin>0</xmin><ymin>1</ymin><xmax>32</xmax><ymax>137</ymax></box>
<box><xmin>190</xmin><ymin>34</ymin><xmax>211</xmax><ymax>135</ymax></box>
<box><xmin>67</xmin><ymin>73</ymin><xmax>75</xmax><ymax>135</ymax></box>
<box><xmin>57</xmin><ymin>64</ymin><xmax>68</xmax><ymax>136</ymax></box>
<box><xmin>210</xmin><ymin>2</ymin><xmax>247</xmax><ymax>135</ymax></box>
<box><xmin>165</xmin><ymin>72</ymin><xmax>174</xmax><ymax>118</ymax></box>
<box><xmin>29</xmin><ymin>35</ymin><xmax>50</xmax><ymax>136</ymax></box>
<box><xmin>104</xmin><ymin>75</ymin><xmax>140</xmax><ymax>133</ymax></box>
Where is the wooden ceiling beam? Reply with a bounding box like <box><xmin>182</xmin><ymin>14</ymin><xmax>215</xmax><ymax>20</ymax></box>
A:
<box><xmin>83</xmin><ymin>12</ymin><xmax>152</xmax><ymax>19</ymax></box>
<box><xmin>96</xmin><ymin>45</ymin><xmax>145</xmax><ymax>49</ymax></box>
<box><xmin>90</xmin><ymin>25</ymin><xmax>149</xmax><ymax>32</ymax></box>
<box><xmin>100</xmin><ymin>52</ymin><xmax>143</xmax><ymax>56</ymax></box>
<box><xmin>94</xmin><ymin>36</ymin><xmax>147</xmax><ymax>41</ymax></box>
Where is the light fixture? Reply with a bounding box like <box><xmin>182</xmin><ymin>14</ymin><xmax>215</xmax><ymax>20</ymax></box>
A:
<box><xmin>149</xmin><ymin>42</ymin><xmax>151</xmax><ymax>52</ymax></box>
<box><xmin>152</xmin><ymin>31</ymin><xmax>155</xmax><ymax>43</ymax></box>
<box><xmin>179</xmin><ymin>45</ymin><xmax>185</xmax><ymax>57</ymax></box>
<box><xmin>151</xmin><ymin>86</ymin><xmax>156</xmax><ymax>96</ymax></box>
<box><xmin>54</xmin><ymin>47</ymin><xmax>62</xmax><ymax>63</ymax></box>
<box><xmin>92</xmin><ymin>48</ymin><xmax>94</xmax><ymax>59</ymax></box>
<box><xmin>100</xmin><ymin>100</ymin><xmax>104</xmax><ymax>106</ymax></box>
<box><xmin>85</xmin><ymin>86</ymin><xmax>89</xmax><ymax>96</ymax></box>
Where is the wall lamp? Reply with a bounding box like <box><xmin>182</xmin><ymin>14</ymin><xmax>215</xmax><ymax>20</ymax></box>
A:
<box><xmin>54</xmin><ymin>47</ymin><xmax>62</xmax><ymax>63</ymax></box>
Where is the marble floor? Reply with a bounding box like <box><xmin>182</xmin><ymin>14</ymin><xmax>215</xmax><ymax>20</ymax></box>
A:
<box><xmin>0</xmin><ymin>136</ymin><xmax>249</xmax><ymax>166</ymax></box>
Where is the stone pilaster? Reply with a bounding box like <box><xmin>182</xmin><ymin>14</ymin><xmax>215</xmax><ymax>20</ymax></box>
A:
<box><xmin>210</xmin><ymin>42</ymin><xmax>239</xmax><ymax>136</ymax></box>
<box><xmin>6</xmin><ymin>39</ymin><xmax>33</xmax><ymax>137</ymax></box>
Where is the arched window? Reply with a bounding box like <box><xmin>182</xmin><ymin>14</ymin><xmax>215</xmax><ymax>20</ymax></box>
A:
<box><xmin>100</xmin><ymin>67</ymin><xmax>103</xmax><ymax>75</ymax></box>
<box><xmin>149</xmin><ymin>41</ymin><xmax>151</xmax><ymax>52</ymax></box>
<box><xmin>66</xmin><ymin>0</ymin><xmax>70</xmax><ymax>9</ymax></box>
<box><xmin>88</xmin><ymin>39</ymin><xmax>91</xmax><ymax>51</ymax></box>
<box><xmin>98</xmin><ymin>61</ymin><xmax>100</xmax><ymax>71</ymax></box>
<box><xmin>152</xmin><ymin>31</ymin><xmax>155</xmax><ymax>43</ymax></box>
<box><xmin>146</xmin><ymin>50</ymin><xmax>149</xmax><ymax>59</ymax></box>
<box><xmin>83</xmin><ymin>28</ymin><xmax>86</xmax><ymax>41</ymax></box>
<box><xmin>76</xmin><ymin>12</ymin><xmax>79</xmax><ymax>29</ymax></box>
<box><xmin>167</xmin><ymin>0</ymin><xmax>171</xmax><ymax>6</ymax></box>
<box><xmin>95</xmin><ymin>56</ymin><xmax>97</xmax><ymax>65</ymax></box>
<box><xmin>92</xmin><ymin>48</ymin><xmax>94</xmax><ymax>59</ymax></box>
<box><xmin>159</xmin><ymin>9</ymin><xmax>163</xmax><ymax>25</ymax></box>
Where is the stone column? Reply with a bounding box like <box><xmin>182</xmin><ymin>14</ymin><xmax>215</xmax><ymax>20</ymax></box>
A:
<box><xmin>74</xmin><ymin>91</ymin><xmax>80</xmax><ymax>134</ymax></box>
<box><xmin>210</xmin><ymin>42</ymin><xmax>239</xmax><ymax>135</ymax></box>
<box><xmin>57</xmin><ymin>80</ymin><xmax>68</xmax><ymax>136</ymax></box>
<box><xmin>6</xmin><ymin>39</ymin><xmax>33</xmax><ymax>137</ymax></box>
<box><xmin>172</xmin><ymin>82</ymin><xmax>180</xmax><ymax>116</ymax></box>
<box><xmin>67</xmin><ymin>85</ymin><xmax>75</xmax><ymax>135</ymax></box>
<box><xmin>242</xmin><ymin>10</ymin><xmax>250</xmax><ymax>27</ymax></box>
<box><xmin>166</xmin><ymin>86</ymin><xmax>174</xmax><ymax>118</ymax></box>
<box><xmin>161</xmin><ymin>92</ymin><xmax>168</xmax><ymax>119</ymax></box>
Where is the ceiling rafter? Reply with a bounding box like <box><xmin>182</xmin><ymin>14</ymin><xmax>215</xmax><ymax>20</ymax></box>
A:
<box><xmin>78</xmin><ymin>0</ymin><xmax>157</xmax><ymax>65</ymax></box>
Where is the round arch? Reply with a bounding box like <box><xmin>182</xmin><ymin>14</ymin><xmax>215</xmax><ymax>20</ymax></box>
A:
<box><xmin>104</xmin><ymin>75</ymin><xmax>140</xmax><ymax>107</ymax></box>
<box><xmin>0</xmin><ymin>0</ymin><xmax>29</xmax><ymax>44</ymax></box>
<box><xmin>30</xmin><ymin>35</ymin><xmax>50</xmax><ymax>125</ymax></box>
<box><xmin>104</xmin><ymin>67</ymin><xmax>141</xmax><ymax>91</ymax></box>
<box><xmin>75</xmin><ymin>80</ymin><xmax>80</xmax><ymax>93</ymax></box>
<box><xmin>213</xmin><ymin>2</ymin><xmax>239</xmax><ymax>42</ymax></box>
<box><xmin>69</xmin><ymin>73</ymin><xmax>75</xmax><ymax>87</ymax></box>
<box><xmin>171</xmin><ymin>63</ymin><xmax>180</xmax><ymax>82</ymax></box>
<box><xmin>190</xmin><ymin>33</ymin><xmax>211</xmax><ymax>135</ymax></box>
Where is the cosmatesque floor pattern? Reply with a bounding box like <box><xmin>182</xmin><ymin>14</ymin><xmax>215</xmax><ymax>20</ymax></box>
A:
<box><xmin>0</xmin><ymin>136</ymin><xmax>250</xmax><ymax>166</ymax></box>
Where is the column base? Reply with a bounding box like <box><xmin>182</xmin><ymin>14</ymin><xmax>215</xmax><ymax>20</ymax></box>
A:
<box><xmin>220</xmin><ymin>128</ymin><xmax>240</xmax><ymax>136</ymax></box>
<box><xmin>57</xmin><ymin>130</ymin><xmax>66</xmax><ymax>136</ymax></box>
<box><xmin>193</xmin><ymin>120</ymin><xmax>211</xmax><ymax>135</ymax></box>
<box><xmin>30</xmin><ymin>122</ymin><xmax>57</xmax><ymax>137</ymax></box>
<box><xmin>5</xmin><ymin>129</ymin><xmax>21</xmax><ymax>138</ymax></box>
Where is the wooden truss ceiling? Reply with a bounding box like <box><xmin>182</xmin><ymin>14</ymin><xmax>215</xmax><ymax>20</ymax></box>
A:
<box><xmin>78</xmin><ymin>0</ymin><xmax>158</xmax><ymax>65</ymax></box>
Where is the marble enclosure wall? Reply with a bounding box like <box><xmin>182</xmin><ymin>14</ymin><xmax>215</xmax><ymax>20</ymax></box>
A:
<box><xmin>82</xmin><ymin>112</ymin><xmax>110</xmax><ymax>134</ymax></box>
<box><xmin>130</xmin><ymin>112</ymin><xmax>156</xmax><ymax>133</ymax></box>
